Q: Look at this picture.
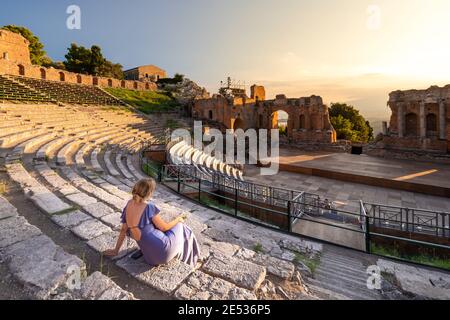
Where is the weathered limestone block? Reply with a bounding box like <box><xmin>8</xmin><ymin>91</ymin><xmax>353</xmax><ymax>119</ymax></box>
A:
<box><xmin>200</xmin><ymin>238</ymin><xmax>240</xmax><ymax>260</ymax></box>
<box><xmin>159</xmin><ymin>208</ymin><xmax>207</xmax><ymax>235</ymax></box>
<box><xmin>174</xmin><ymin>271</ymin><xmax>257</xmax><ymax>300</ymax></box>
<box><xmin>235</xmin><ymin>248</ymin><xmax>295</xmax><ymax>280</ymax></box>
<box><xmin>280</xmin><ymin>239</ymin><xmax>323</xmax><ymax>256</ymax></box>
<box><xmin>1</xmin><ymin>234</ymin><xmax>85</xmax><ymax>299</ymax></box>
<box><xmin>377</xmin><ymin>259</ymin><xmax>450</xmax><ymax>300</ymax></box>
<box><xmin>80</xmin><ymin>271</ymin><xmax>135</xmax><ymax>300</ymax></box>
<box><xmin>83</xmin><ymin>201</ymin><xmax>116</xmax><ymax>218</ymax></box>
<box><xmin>51</xmin><ymin>210</ymin><xmax>92</xmax><ymax>228</ymax></box>
<box><xmin>202</xmin><ymin>252</ymin><xmax>266</xmax><ymax>291</ymax></box>
<box><xmin>29</xmin><ymin>190</ymin><xmax>72</xmax><ymax>215</ymax></box>
<box><xmin>66</xmin><ymin>192</ymin><xmax>98</xmax><ymax>207</ymax></box>
<box><xmin>0</xmin><ymin>216</ymin><xmax>42</xmax><ymax>248</ymax></box>
<box><xmin>116</xmin><ymin>256</ymin><xmax>194</xmax><ymax>294</ymax></box>
<box><xmin>101</xmin><ymin>212</ymin><xmax>122</xmax><ymax>229</ymax></box>
<box><xmin>0</xmin><ymin>195</ymin><xmax>18</xmax><ymax>220</ymax></box>
<box><xmin>71</xmin><ymin>219</ymin><xmax>112</xmax><ymax>240</ymax></box>
<box><xmin>87</xmin><ymin>231</ymin><xmax>137</xmax><ymax>259</ymax></box>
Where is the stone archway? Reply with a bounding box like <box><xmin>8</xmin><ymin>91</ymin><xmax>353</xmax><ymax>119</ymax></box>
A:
<box><xmin>18</xmin><ymin>64</ymin><xmax>25</xmax><ymax>76</ymax></box>
<box><xmin>59</xmin><ymin>72</ymin><xmax>65</xmax><ymax>82</ymax></box>
<box><xmin>405</xmin><ymin>113</ymin><xmax>418</xmax><ymax>137</ymax></box>
<box><xmin>271</xmin><ymin>110</ymin><xmax>289</xmax><ymax>137</ymax></box>
<box><xmin>426</xmin><ymin>113</ymin><xmax>437</xmax><ymax>136</ymax></box>
<box><xmin>233</xmin><ymin>118</ymin><xmax>245</xmax><ymax>131</ymax></box>
<box><xmin>77</xmin><ymin>75</ymin><xmax>82</xmax><ymax>84</ymax></box>
<box><xmin>40</xmin><ymin>68</ymin><xmax>46</xmax><ymax>80</ymax></box>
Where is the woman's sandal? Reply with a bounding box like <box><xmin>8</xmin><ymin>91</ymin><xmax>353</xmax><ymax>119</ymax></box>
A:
<box><xmin>131</xmin><ymin>250</ymin><xmax>143</xmax><ymax>260</ymax></box>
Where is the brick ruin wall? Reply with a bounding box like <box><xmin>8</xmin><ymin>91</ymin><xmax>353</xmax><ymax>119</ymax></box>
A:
<box><xmin>0</xmin><ymin>29</ymin><xmax>156</xmax><ymax>91</ymax></box>
<box><xmin>194</xmin><ymin>88</ymin><xmax>337</xmax><ymax>144</ymax></box>
<box><xmin>375</xmin><ymin>85</ymin><xmax>450</xmax><ymax>153</ymax></box>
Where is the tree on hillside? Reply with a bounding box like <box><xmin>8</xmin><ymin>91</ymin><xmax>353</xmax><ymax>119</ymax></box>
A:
<box><xmin>63</xmin><ymin>43</ymin><xmax>124</xmax><ymax>79</ymax></box>
<box><xmin>1</xmin><ymin>25</ymin><xmax>48</xmax><ymax>65</ymax></box>
<box><xmin>329</xmin><ymin>103</ymin><xmax>374</xmax><ymax>142</ymax></box>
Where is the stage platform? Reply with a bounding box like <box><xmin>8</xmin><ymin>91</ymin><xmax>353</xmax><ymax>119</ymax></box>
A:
<box><xmin>277</xmin><ymin>149</ymin><xmax>450</xmax><ymax>198</ymax></box>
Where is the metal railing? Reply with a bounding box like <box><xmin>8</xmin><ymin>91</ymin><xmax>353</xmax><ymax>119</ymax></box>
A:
<box><xmin>140</xmin><ymin>150</ymin><xmax>450</xmax><ymax>270</ymax></box>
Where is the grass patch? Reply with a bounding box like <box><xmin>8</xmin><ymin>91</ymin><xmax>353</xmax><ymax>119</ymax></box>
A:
<box><xmin>371</xmin><ymin>243</ymin><xmax>450</xmax><ymax>271</ymax></box>
<box><xmin>104</xmin><ymin>88</ymin><xmax>180</xmax><ymax>114</ymax></box>
<box><xmin>253</xmin><ymin>243</ymin><xmax>264</xmax><ymax>253</ymax></box>
<box><xmin>142</xmin><ymin>160</ymin><xmax>162</xmax><ymax>179</ymax></box>
<box><xmin>198</xmin><ymin>194</ymin><xmax>237</xmax><ymax>215</ymax></box>
<box><xmin>293</xmin><ymin>252</ymin><xmax>321</xmax><ymax>274</ymax></box>
<box><xmin>0</xmin><ymin>180</ymin><xmax>7</xmax><ymax>194</ymax></box>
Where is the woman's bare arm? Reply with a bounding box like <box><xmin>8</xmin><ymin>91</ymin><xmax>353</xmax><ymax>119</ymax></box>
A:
<box><xmin>152</xmin><ymin>214</ymin><xmax>186</xmax><ymax>232</ymax></box>
<box><xmin>103</xmin><ymin>223</ymin><xmax>127</xmax><ymax>257</ymax></box>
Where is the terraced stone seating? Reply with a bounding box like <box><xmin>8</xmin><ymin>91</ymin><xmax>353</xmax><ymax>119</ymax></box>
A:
<box><xmin>0</xmin><ymin>102</ymin><xmax>337</xmax><ymax>300</ymax></box>
<box><xmin>0</xmin><ymin>195</ymin><xmax>135</xmax><ymax>300</ymax></box>
<box><xmin>7</xmin><ymin>75</ymin><xmax>124</xmax><ymax>106</ymax></box>
<box><xmin>168</xmin><ymin>140</ymin><xmax>244</xmax><ymax>180</ymax></box>
<box><xmin>0</xmin><ymin>75</ymin><xmax>54</xmax><ymax>104</ymax></box>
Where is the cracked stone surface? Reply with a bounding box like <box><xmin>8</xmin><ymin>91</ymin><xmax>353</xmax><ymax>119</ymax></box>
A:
<box><xmin>71</xmin><ymin>219</ymin><xmax>112</xmax><ymax>240</ymax></box>
<box><xmin>83</xmin><ymin>201</ymin><xmax>116</xmax><ymax>218</ymax></box>
<box><xmin>0</xmin><ymin>216</ymin><xmax>42</xmax><ymax>248</ymax></box>
<box><xmin>0</xmin><ymin>195</ymin><xmax>18</xmax><ymax>220</ymax></box>
<box><xmin>377</xmin><ymin>259</ymin><xmax>450</xmax><ymax>300</ymax></box>
<box><xmin>51</xmin><ymin>210</ymin><xmax>92</xmax><ymax>228</ymax></box>
<box><xmin>0</xmin><ymin>234</ymin><xmax>85</xmax><ymax>299</ymax></box>
<box><xmin>200</xmin><ymin>238</ymin><xmax>240</xmax><ymax>260</ymax></box>
<box><xmin>66</xmin><ymin>192</ymin><xmax>98</xmax><ymax>207</ymax></box>
<box><xmin>116</xmin><ymin>256</ymin><xmax>194</xmax><ymax>294</ymax></box>
<box><xmin>202</xmin><ymin>252</ymin><xmax>266</xmax><ymax>291</ymax></box>
<box><xmin>100</xmin><ymin>212</ymin><xmax>122</xmax><ymax>229</ymax></box>
<box><xmin>80</xmin><ymin>271</ymin><xmax>135</xmax><ymax>300</ymax></box>
<box><xmin>174</xmin><ymin>271</ymin><xmax>257</xmax><ymax>300</ymax></box>
<box><xmin>235</xmin><ymin>248</ymin><xmax>295</xmax><ymax>280</ymax></box>
<box><xmin>87</xmin><ymin>231</ymin><xmax>137</xmax><ymax>259</ymax></box>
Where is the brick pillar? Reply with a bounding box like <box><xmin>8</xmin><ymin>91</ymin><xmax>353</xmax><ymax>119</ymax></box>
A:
<box><xmin>439</xmin><ymin>100</ymin><xmax>446</xmax><ymax>140</ymax></box>
<box><xmin>420</xmin><ymin>102</ymin><xmax>426</xmax><ymax>138</ymax></box>
<box><xmin>398</xmin><ymin>103</ymin><xmax>404</xmax><ymax>138</ymax></box>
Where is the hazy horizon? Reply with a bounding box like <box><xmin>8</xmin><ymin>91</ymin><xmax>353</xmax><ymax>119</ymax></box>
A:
<box><xmin>2</xmin><ymin>0</ymin><xmax>450</xmax><ymax>123</ymax></box>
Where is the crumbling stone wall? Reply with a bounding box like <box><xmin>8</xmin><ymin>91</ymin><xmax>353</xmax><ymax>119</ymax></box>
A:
<box><xmin>377</xmin><ymin>85</ymin><xmax>450</xmax><ymax>153</ymax></box>
<box><xmin>0</xmin><ymin>29</ymin><xmax>156</xmax><ymax>91</ymax></box>
<box><xmin>193</xmin><ymin>86</ymin><xmax>337</xmax><ymax>144</ymax></box>
<box><xmin>0</xmin><ymin>30</ymin><xmax>31</xmax><ymax>65</ymax></box>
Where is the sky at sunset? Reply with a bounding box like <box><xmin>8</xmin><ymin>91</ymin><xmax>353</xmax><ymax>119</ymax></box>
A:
<box><xmin>2</xmin><ymin>0</ymin><xmax>450</xmax><ymax>121</ymax></box>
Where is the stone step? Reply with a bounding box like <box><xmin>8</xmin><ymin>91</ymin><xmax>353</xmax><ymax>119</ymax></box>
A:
<box><xmin>306</xmin><ymin>278</ymin><xmax>380</xmax><ymax>300</ymax></box>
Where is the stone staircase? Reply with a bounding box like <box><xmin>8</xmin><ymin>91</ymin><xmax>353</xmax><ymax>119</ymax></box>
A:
<box><xmin>306</xmin><ymin>246</ymin><xmax>382</xmax><ymax>300</ymax></box>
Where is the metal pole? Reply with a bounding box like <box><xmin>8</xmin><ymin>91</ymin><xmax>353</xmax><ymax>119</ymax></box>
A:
<box><xmin>234</xmin><ymin>186</ymin><xmax>238</xmax><ymax>217</ymax></box>
<box><xmin>198</xmin><ymin>178</ymin><xmax>202</xmax><ymax>203</ymax></box>
<box><xmin>365</xmin><ymin>214</ymin><xmax>371</xmax><ymax>254</ymax></box>
<box><xmin>287</xmin><ymin>200</ymin><xmax>292</xmax><ymax>233</ymax></box>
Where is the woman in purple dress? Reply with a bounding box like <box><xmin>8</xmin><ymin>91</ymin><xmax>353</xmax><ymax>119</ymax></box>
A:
<box><xmin>104</xmin><ymin>179</ymin><xmax>200</xmax><ymax>267</ymax></box>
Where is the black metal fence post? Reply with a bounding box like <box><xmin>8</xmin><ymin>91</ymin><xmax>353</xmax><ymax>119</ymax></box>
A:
<box><xmin>198</xmin><ymin>178</ymin><xmax>202</xmax><ymax>203</ymax></box>
<box><xmin>234</xmin><ymin>187</ymin><xmax>239</xmax><ymax>217</ymax></box>
<box><xmin>365</xmin><ymin>214</ymin><xmax>371</xmax><ymax>254</ymax></box>
<box><xmin>177</xmin><ymin>169</ymin><xmax>181</xmax><ymax>194</ymax></box>
<box><xmin>287</xmin><ymin>200</ymin><xmax>292</xmax><ymax>233</ymax></box>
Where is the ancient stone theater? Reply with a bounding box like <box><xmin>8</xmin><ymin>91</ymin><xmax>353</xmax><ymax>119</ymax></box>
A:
<box><xmin>376</xmin><ymin>85</ymin><xmax>450</xmax><ymax>154</ymax></box>
<box><xmin>193</xmin><ymin>83</ymin><xmax>337</xmax><ymax>144</ymax></box>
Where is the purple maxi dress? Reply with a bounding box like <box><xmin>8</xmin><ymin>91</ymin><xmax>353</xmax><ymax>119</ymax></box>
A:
<box><xmin>121</xmin><ymin>202</ymin><xmax>200</xmax><ymax>267</ymax></box>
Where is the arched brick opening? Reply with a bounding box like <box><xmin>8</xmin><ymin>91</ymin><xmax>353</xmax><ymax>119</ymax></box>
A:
<box><xmin>426</xmin><ymin>113</ymin><xmax>437</xmax><ymax>136</ymax></box>
<box><xmin>40</xmin><ymin>68</ymin><xmax>46</xmax><ymax>80</ymax></box>
<box><xmin>271</xmin><ymin>110</ymin><xmax>289</xmax><ymax>136</ymax></box>
<box><xmin>299</xmin><ymin>114</ymin><xmax>306</xmax><ymax>129</ymax></box>
<box><xmin>133</xmin><ymin>82</ymin><xmax>138</xmax><ymax>89</ymax></box>
<box><xmin>145</xmin><ymin>83</ymin><xmax>150</xmax><ymax>90</ymax></box>
<box><xmin>107</xmin><ymin>79</ymin><xmax>113</xmax><ymax>87</ymax></box>
<box><xmin>77</xmin><ymin>75</ymin><xmax>82</xmax><ymax>84</ymax></box>
<box><xmin>59</xmin><ymin>72</ymin><xmax>65</xmax><ymax>82</ymax></box>
<box><xmin>208</xmin><ymin>110</ymin><xmax>213</xmax><ymax>120</ymax></box>
<box><xmin>18</xmin><ymin>64</ymin><xmax>25</xmax><ymax>76</ymax></box>
<box><xmin>405</xmin><ymin>113</ymin><xmax>418</xmax><ymax>137</ymax></box>
<box><xmin>233</xmin><ymin>118</ymin><xmax>245</xmax><ymax>131</ymax></box>
<box><xmin>93</xmin><ymin>77</ymin><xmax>98</xmax><ymax>86</ymax></box>
<box><xmin>121</xmin><ymin>80</ymin><xmax>126</xmax><ymax>88</ymax></box>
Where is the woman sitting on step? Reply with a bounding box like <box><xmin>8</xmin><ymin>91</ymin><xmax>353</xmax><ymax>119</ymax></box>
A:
<box><xmin>104</xmin><ymin>178</ymin><xmax>200</xmax><ymax>267</ymax></box>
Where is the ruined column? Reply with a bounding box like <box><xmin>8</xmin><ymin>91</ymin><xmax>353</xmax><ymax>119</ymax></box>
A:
<box><xmin>398</xmin><ymin>103</ymin><xmax>404</xmax><ymax>138</ymax></box>
<box><xmin>420</xmin><ymin>102</ymin><xmax>426</xmax><ymax>138</ymax></box>
<box><xmin>439</xmin><ymin>100</ymin><xmax>446</xmax><ymax>140</ymax></box>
